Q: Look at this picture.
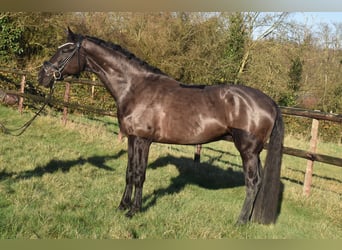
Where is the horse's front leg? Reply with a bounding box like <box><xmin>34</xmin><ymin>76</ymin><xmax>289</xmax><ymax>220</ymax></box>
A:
<box><xmin>125</xmin><ymin>136</ymin><xmax>151</xmax><ymax>218</ymax></box>
<box><xmin>118</xmin><ymin>136</ymin><xmax>135</xmax><ymax>211</ymax></box>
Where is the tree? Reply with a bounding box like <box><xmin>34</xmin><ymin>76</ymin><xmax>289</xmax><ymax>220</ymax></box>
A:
<box><xmin>0</xmin><ymin>13</ymin><xmax>24</xmax><ymax>66</ymax></box>
<box><xmin>237</xmin><ymin>12</ymin><xmax>291</xmax><ymax>85</ymax></box>
<box><xmin>278</xmin><ymin>56</ymin><xmax>303</xmax><ymax>106</ymax></box>
<box><xmin>0</xmin><ymin>12</ymin><xmax>66</xmax><ymax>69</ymax></box>
<box><xmin>288</xmin><ymin>56</ymin><xmax>303</xmax><ymax>92</ymax></box>
<box><xmin>221</xmin><ymin>13</ymin><xmax>247</xmax><ymax>84</ymax></box>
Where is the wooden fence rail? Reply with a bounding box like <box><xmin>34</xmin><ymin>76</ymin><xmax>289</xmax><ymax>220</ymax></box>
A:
<box><xmin>2</xmin><ymin>89</ymin><xmax>116</xmax><ymax>117</ymax></box>
<box><xmin>219</xmin><ymin>135</ymin><xmax>342</xmax><ymax>168</ymax></box>
<box><xmin>280</xmin><ymin>106</ymin><xmax>342</xmax><ymax>123</ymax></box>
<box><xmin>0</xmin><ymin>67</ymin><xmax>32</xmax><ymax>76</ymax></box>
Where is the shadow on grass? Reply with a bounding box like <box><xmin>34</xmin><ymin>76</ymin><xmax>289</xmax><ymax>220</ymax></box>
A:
<box><xmin>143</xmin><ymin>154</ymin><xmax>285</xmax><ymax>223</ymax></box>
<box><xmin>142</xmin><ymin>154</ymin><xmax>245</xmax><ymax>212</ymax></box>
<box><xmin>0</xmin><ymin>149</ymin><xmax>126</xmax><ymax>182</ymax></box>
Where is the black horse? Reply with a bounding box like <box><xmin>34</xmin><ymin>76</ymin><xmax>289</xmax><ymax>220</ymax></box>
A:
<box><xmin>38</xmin><ymin>28</ymin><xmax>284</xmax><ymax>224</ymax></box>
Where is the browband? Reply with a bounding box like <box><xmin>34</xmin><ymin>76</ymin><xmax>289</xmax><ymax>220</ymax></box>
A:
<box><xmin>58</xmin><ymin>42</ymin><xmax>75</xmax><ymax>49</ymax></box>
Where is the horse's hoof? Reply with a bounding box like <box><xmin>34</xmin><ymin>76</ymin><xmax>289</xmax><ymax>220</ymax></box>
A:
<box><xmin>235</xmin><ymin>219</ymin><xmax>248</xmax><ymax>226</ymax></box>
<box><xmin>125</xmin><ymin>210</ymin><xmax>135</xmax><ymax>218</ymax></box>
<box><xmin>125</xmin><ymin>206</ymin><xmax>141</xmax><ymax>218</ymax></box>
<box><xmin>118</xmin><ymin>203</ymin><xmax>130</xmax><ymax>211</ymax></box>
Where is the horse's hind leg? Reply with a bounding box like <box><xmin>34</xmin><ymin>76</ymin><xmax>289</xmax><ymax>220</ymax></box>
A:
<box><xmin>232</xmin><ymin>130</ymin><xmax>263</xmax><ymax>224</ymax></box>
<box><xmin>237</xmin><ymin>154</ymin><xmax>262</xmax><ymax>224</ymax></box>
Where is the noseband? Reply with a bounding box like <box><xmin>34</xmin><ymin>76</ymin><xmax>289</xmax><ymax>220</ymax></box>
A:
<box><xmin>43</xmin><ymin>41</ymin><xmax>82</xmax><ymax>81</ymax></box>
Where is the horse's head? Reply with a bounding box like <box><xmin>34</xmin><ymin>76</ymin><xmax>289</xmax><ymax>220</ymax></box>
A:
<box><xmin>38</xmin><ymin>28</ymin><xmax>85</xmax><ymax>88</ymax></box>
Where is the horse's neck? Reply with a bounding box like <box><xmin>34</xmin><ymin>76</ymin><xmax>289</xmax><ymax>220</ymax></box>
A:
<box><xmin>84</xmin><ymin>44</ymin><xmax>141</xmax><ymax>103</ymax></box>
<box><xmin>83</xmin><ymin>40</ymin><xmax>172</xmax><ymax>108</ymax></box>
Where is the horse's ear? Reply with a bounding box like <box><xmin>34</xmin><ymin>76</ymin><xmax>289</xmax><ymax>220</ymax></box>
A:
<box><xmin>66</xmin><ymin>27</ymin><xmax>77</xmax><ymax>42</ymax></box>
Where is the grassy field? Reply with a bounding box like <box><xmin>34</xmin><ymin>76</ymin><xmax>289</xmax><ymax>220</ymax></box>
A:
<box><xmin>0</xmin><ymin>105</ymin><xmax>341</xmax><ymax>239</ymax></box>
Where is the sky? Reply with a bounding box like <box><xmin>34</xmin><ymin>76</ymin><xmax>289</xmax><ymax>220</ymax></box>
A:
<box><xmin>291</xmin><ymin>12</ymin><xmax>342</xmax><ymax>26</ymax></box>
<box><xmin>247</xmin><ymin>12</ymin><xmax>341</xmax><ymax>43</ymax></box>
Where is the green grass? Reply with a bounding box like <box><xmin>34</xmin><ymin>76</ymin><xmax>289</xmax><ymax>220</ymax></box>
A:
<box><xmin>0</xmin><ymin>105</ymin><xmax>341</xmax><ymax>239</ymax></box>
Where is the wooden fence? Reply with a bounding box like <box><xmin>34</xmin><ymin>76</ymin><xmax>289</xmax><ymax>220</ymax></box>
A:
<box><xmin>1</xmin><ymin>67</ymin><xmax>341</xmax><ymax>196</ymax></box>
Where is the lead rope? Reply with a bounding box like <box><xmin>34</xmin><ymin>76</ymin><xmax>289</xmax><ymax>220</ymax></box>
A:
<box><xmin>0</xmin><ymin>85</ymin><xmax>55</xmax><ymax>136</ymax></box>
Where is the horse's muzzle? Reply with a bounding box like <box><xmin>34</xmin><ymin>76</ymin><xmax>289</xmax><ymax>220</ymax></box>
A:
<box><xmin>38</xmin><ymin>67</ymin><xmax>55</xmax><ymax>88</ymax></box>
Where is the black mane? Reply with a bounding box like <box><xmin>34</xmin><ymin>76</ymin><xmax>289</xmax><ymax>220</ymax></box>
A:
<box><xmin>84</xmin><ymin>35</ymin><xmax>167</xmax><ymax>76</ymax></box>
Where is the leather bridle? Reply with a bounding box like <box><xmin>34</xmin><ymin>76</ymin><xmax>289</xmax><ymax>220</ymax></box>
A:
<box><xmin>42</xmin><ymin>41</ymin><xmax>82</xmax><ymax>81</ymax></box>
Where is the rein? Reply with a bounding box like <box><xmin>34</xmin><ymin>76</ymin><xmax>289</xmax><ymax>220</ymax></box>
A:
<box><xmin>0</xmin><ymin>86</ymin><xmax>55</xmax><ymax>136</ymax></box>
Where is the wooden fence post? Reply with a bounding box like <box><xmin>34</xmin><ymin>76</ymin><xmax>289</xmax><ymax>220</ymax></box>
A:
<box><xmin>91</xmin><ymin>85</ymin><xmax>95</xmax><ymax>99</ymax></box>
<box><xmin>62</xmin><ymin>82</ymin><xmax>71</xmax><ymax>125</ymax></box>
<box><xmin>118</xmin><ymin>131</ymin><xmax>123</xmax><ymax>142</ymax></box>
<box><xmin>18</xmin><ymin>75</ymin><xmax>26</xmax><ymax>114</ymax></box>
<box><xmin>91</xmin><ymin>75</ymin><xmax>96</xmax><ymax>99</ymax></box>
<box><xmin>303</xmin><ymin>118</ymin><xmax>319</xmax><ymax>196</ymax></box>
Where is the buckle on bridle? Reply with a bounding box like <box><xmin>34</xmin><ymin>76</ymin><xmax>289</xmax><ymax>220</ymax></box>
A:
<box><xmin>53</xmin><ymin>70</ymin><xmax>62</xmax><ymax>80</ymax></box>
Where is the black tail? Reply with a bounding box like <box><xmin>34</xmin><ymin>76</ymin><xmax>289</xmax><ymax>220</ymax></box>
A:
<box><xmin>252</xmin><ymin>106</ymin><xmax>284</xmax><ymax>224</ymax></box>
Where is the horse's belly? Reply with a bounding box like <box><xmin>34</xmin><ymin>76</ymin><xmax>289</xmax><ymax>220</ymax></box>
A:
<box><xmin>120</xmin><ymin>104</ymin><xmax>228</xmax><ymax>144</ymax></box>
<box><xmin>157</xmin><ymin>116</ymin><xmax>228</xmax><ymax>144</ymax></box>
